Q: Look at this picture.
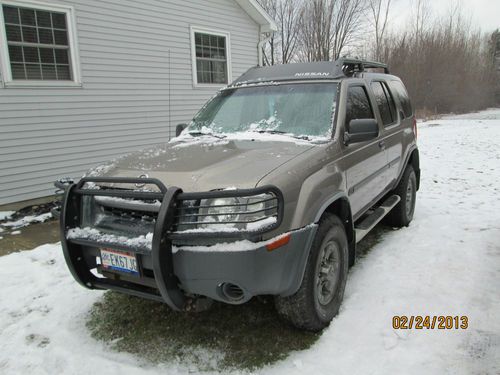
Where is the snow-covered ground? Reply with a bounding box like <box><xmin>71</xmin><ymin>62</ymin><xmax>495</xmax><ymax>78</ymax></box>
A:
<box><xmin>1</xmin><ymin>109</ymin><xmax>499</xmax><ymax>375</ymax></box>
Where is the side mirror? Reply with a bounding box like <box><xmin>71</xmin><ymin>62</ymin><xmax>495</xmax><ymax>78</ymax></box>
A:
<box><xmin>344</xmin><ymin>118</ymin><xmax>379</xmax><ymax>145</ymax></box>
<box><xmin>176</xmin><ymin>123</ymin><xmax>188</xmax><ymax>137</ymax></box>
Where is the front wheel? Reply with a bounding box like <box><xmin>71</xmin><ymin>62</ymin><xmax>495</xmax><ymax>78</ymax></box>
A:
<box><xmin>275</xmin><ymin>214</ymin><xmax>349</xmax><ymax>331</ymax></box>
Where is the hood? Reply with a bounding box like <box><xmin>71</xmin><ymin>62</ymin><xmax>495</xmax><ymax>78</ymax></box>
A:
<box><xmin>89</xmin><ymin>136</ymin><xmax>316</xmax><ymax>192</ymax></box>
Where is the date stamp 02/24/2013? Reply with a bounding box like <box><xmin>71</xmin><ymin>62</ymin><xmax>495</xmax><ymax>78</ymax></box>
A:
<box><xmin>392</xmin><ymin>316</ymin><xmax>469</xmax><ymax>330</ymax></box>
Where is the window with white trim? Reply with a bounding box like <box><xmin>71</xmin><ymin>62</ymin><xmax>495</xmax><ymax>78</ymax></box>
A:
<box><xmin>0</xmin><ymin>2</ymin><xmax>78</xmax><ymax>83</ymax></box>
<box><xmin>193</xmin><ymin>30</ymin><xmax>229</xmax><ymax>85</ymax></box>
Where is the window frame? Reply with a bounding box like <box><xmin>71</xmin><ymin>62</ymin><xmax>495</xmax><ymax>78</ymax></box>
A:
<box><xmin>371</xmin><ymin>80</ymin><xmax>397</xmax><ymax>127</ymax></box>
<box><xmin>190</xmin><ymin>26</ymin><xmax>232</xmax><ymax>88</ymax></box>
<box><xmin>344</xmin><ymin>83</ymin><xmax>376</xmax><ymax>128</ymax></box>
<box><xmin>0</xmin><ymin>0</ymin><xmax>81</xmax><ymax>87</ymax></box>
<box><xmin>389</xmin><ymin>79</ymin><xmax>413</xmax><ymax>119</ymax></box>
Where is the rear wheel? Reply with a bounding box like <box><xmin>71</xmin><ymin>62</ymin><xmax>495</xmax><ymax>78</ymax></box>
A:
<box><xmin>275</xmin><ymin>214</ymin><xmax>349</xmax><ymax>331</ymax></box>
<box><xmin>385</xmin><ymin>165</ymin><xmax>417</xmax><ymax>227</ymax></box>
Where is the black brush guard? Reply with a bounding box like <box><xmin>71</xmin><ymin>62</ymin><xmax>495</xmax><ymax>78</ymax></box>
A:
<box><xmin>56</xmin><ymin>177</ymin><xmax>283</xmax><ymax>311</ymax></box>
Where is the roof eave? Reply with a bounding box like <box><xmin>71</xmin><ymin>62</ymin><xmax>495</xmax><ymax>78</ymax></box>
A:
<box><xmin>234</xmin><ymin>0</ymin><xmax>277</xmax><ymax>32</ymax></box>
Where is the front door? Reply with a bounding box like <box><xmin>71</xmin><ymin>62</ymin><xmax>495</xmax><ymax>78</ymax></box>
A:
<box><xmin>341</xmin><ymin>84</ymin><xmax>387</xmax><ymax>219</ymax></box>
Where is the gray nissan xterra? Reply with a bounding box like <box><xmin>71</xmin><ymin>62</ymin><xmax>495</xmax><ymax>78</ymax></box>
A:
<box><xmin>55</xmin><ymin>59</ymin><xmax>420</xmax><ymax>331</ymax></box>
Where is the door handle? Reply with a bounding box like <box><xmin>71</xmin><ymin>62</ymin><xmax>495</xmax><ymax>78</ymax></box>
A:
<box><xmin>378</xmin><ymin>140</ymin><xmax>386</xmax><ymax>149</ymax></box>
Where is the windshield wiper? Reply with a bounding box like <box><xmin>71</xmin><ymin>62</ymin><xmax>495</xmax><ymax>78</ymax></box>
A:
<box><xmin>251</xmin><ymin>129</ymin><xmax>311</xmax><ymax>141</ymax></box>
<box><xmin>251</xmin><ymin>129</ymin><xmax>287</xmax><ymax>135</ymax></box>
<box><xmin>188</xmin><ymin>131</ymin><xmax>226</xmax><ymax>139</ymax></box>
<box><xmin>292</xmin><ymin>134</ymin><xmax>312</xmax><ymax>141</ymax></box>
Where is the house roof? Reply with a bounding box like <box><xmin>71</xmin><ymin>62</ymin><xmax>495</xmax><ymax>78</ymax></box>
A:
<box><xmin>234</xmin><ymin>0</ymin><xmax>277</xmax><ymax>32</ymax></box>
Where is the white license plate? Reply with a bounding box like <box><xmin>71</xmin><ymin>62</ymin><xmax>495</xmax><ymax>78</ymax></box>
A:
<box><xmin>100</xmin><ymin>248</ymin><xmax>139</xmax><ymax>275</ymax></box>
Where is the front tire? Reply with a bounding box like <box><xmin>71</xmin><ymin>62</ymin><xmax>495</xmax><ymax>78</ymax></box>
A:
<box><xmin>275</xmin><ymin>214</ymin><xmax>349</xmax><ymax>332</ymax></box>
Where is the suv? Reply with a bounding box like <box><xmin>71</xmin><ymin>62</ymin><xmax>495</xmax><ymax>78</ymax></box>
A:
<box><xmin>55</xmin><ymin>59</ymin><xmax>420</xmax><ymax>331</ymax></box>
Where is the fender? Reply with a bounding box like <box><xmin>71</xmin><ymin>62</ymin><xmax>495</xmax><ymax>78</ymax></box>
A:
<box><xmin>286</xmin><ymin>192</ymin><xmax>355</xmax><ymax>297</ymax></box>
<box><xmin>314</xmin><ymin>191</ymin><xmax>350</xmax><ymax>223</ymax></box>
<box><xmin>395</xmin><ymin>146</ymin><xmax>420</xmax><ymax>189</ymax></box>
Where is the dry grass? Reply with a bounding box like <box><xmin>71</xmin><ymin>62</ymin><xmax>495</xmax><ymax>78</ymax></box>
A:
<box><xmin>87</xmin><ymin>292</ymin><xmax>319</xmax><ymax>371</ymax></box>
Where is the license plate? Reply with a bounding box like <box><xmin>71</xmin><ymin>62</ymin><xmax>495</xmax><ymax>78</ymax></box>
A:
<box><xmin>100</xmin><ymin>248</ymin><xmax>139</xmax><ymax>275</ymax></box>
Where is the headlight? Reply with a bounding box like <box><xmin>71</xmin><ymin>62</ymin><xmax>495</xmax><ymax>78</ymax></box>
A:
<box><xmin>205</xmin><ymin>197</ymin><xmax>242</xmax><ymax>224</ymax></box>
<box><xmin>177</xmin><ymin>192</ymin><xmax>279</xmax><ymax>232</ymax></box>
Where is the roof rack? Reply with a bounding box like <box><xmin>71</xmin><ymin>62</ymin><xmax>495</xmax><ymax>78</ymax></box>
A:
<box><xmin>230</xmin><ymin>58</ymin><xmax>390</xmax><ymax>87</ymax></box>
<box><xmin>340</xmin><ymin>58</ymin><xmax>390</xmax><ymax>76</ymax></box>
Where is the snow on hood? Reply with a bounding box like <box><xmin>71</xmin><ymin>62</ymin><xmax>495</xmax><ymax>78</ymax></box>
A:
<box><xmin>85</xmin><ymin>134</ymin><xmax>318</xmax><ymax>192</ymax></box>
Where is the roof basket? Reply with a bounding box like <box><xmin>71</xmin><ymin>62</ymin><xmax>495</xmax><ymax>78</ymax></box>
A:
<box><xmin>340</xmin><ymin>58</ymin><xmax>389</xmax><ymax>76</ymax></box>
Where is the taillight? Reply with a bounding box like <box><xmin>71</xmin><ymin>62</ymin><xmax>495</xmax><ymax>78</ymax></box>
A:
<box><xmin>412</xmin><ymin>116</ymin><xmax>417</xmax><ymax>141</ymax></box>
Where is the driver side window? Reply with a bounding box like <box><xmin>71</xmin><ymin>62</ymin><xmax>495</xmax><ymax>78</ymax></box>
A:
<box><xmin>345</xmin><ymin>86</ymin><xmax>374</xmax><ymax>128</ymax></box>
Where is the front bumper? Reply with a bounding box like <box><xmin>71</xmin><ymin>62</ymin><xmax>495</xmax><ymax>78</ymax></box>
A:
<box><xmin>57</xmin><ymin>177</ymin><xmax>315</xmax><ymax>309</ymax></box>
<box><xmin>172</xmin><ymin>226</ymin><xmax>316</xmax><ymax>303</ymax></box>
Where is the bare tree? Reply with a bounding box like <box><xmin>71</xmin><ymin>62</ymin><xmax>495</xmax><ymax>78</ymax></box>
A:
<box><xmin>260</xmin><ymin>0</ymin><xmax>301</xmax><ymax>65</ymax></box>
<box><xmin>259</xmin><ymin>0</ymin><xmax>277</xmax><ymax>65</ymax></box>
<box><xmin>277</xmin><ymin>0</ymin><xmax>301</xmax><ymax>63</ymax></box>
<box><xmin>367</xmin><ymin>0</ymin><xmax>392</xmax><ymax>60</ymax></box>
<box><xmin>258</xmin><ymin>0</ymin><xmax>497</xmax><ymax>114</ymax></box>
<box><xmin>299</xmin><ymin>0</ymin><xmax>367</xmax><ymax>62</ymax></box>
<box><xmin>410</xmin><ymin>0</ymin><xmax>431</xmax><ymax>46</ymax></box>
<box><xmin>299</xmin><ymin>0</ymin><xmax>335</xmax><ymax>61</ymax></box>
<box><xmin>330</xmin><ymin>0</ymin><xmax>366</xmax><ymax>59</ymax></box>
<box><xmin>377</xmin><ymin>2</ymin><xmax>497</xmax><ymax>115</ymax></box>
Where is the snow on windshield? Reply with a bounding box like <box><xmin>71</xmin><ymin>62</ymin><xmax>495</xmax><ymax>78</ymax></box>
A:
<box><xmin>187</xmin><ymin>83</ymin><xmax>338</xmax><ymax>140</ymax></box>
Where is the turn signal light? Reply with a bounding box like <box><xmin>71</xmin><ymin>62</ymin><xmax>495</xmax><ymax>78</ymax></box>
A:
<box><xmin>266</xmin><ymin>233</ymin><xmax>291</xmax><ymax>251</ymax></box>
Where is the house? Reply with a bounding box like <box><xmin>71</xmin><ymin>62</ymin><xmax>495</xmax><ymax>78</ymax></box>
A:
<box><xmin>0</xmin><ymin>0</ymin><xmax>276</xmax><ymax>207</ymax></box>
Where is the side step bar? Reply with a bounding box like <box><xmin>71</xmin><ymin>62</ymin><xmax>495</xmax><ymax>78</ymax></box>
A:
<box><xmin>355</xmin><ymin>195</ymin><xmax>400</xmax><ymax>243</ymax></box>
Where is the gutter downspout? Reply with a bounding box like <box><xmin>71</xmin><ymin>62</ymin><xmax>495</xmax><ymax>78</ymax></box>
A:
<box><xmin>257</xmin><ymin>27</ymin><xmax>273</xmax><ymax>67</ymax></box>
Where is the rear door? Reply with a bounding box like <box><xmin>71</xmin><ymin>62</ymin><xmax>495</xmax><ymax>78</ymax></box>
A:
<box><xmin>386</xmin><ymin>80</ymin><xmax>414</xmax><ymax>182</ymax></box>
<box><xmin>370</xmin><ymin>80</ymin><xmax>402</xmax><ymax>187</ymax></box>
<box><xmin>341</xmin><ymin>83</ymin><xmax>387</xmax><ymax>219</ymax></box>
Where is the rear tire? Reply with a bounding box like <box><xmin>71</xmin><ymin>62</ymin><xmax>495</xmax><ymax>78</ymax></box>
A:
<box><xmin>385</xmin><ymin>165</ymin><xmax>417</xmax><ymax>227</ymax></box>
<box><xmin>275</xmin><ymin>214</ymin><xmax>349</xmax><ymax>332</ymax></box>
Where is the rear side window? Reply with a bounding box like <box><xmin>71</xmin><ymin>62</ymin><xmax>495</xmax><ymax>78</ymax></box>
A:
<box><xmin>345</xmin><ymin>86</ymin><xmax>374</xmax><ymax>127</ymax></box>
<box><xmin>381</xmin><ymin>82</ymin><xmax>397</xmax><ymax>121</ymax></box>
<box><xmin>389</xmin><ymin>81</ymin><xmax>413</xmax><ymax>118</ymax></box>
<box><xmin>371</xmin><ymin>81</ymin><xmax>396</xmax><ymax>126</ymax></box>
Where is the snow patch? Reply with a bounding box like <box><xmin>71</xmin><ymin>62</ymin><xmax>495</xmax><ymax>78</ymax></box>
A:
<box><xmin>67</xmin><ymin>227</ymin><xmax>153</xmax><ymax>250</ymax></box>
<box><xmin>231</xmin><ymin>80</ymin><xmax>279</xmax><ymax>88</ymax></box>
<box><xmin>0</xmin><ymin>211</ymin><xmax>15</xmax><ymax>221</ymax></box>
<box><xmin>171</xmin><ymin>130</ymin><xmax>328</xmax><ymax>148</ymax></box>
<box><xmin>173</xmin><ymin>225</ymin><xmax>316</xmax><ymax>253</ymax></box>
<box><xmin>94</xmin><ymin>196</ymin><xmax>161</xmax><ymax>208</ymax></box>
<box><xmin>2</xmin><ymin>212</ymin><xmax>52</xmax><ymax>229</ymax></box>
<box><xmin>177</xmin><ymin>216</ymin><xmax>277</xmax><ymax>234</ymax></box>
<box><xmin>247</xmin><ymin>216</ymin><xmax>278</xmax><ymax>231</ymax></box>
<box><xmin>170</xmin><ymin>135</ymin><xmax>229</xmax><ymax>149</ymax></box>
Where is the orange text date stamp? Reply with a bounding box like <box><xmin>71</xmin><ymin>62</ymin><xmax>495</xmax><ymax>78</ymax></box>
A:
<box><xmin>392</xmin><ymin>315</ymin><xmax>468</xmax><ymax>330</ymax></box>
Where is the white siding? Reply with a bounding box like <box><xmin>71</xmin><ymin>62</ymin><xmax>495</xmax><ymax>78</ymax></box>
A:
<box><xmin>0</xmin><ymin>0</ymin><xmax>259</xmax><ymax>205</ymax></box>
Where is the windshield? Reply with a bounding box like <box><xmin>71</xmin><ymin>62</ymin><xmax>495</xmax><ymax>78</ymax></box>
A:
<box><xmin>188</xmin><ymin>83</ymin><xmax>338</xmax><ymax>139</ymax></box>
